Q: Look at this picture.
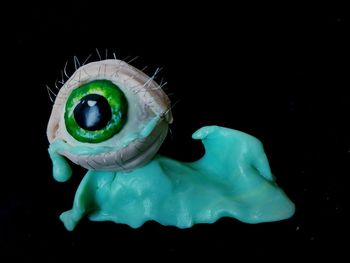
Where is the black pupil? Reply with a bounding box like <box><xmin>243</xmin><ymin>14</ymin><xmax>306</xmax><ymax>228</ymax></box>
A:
<box><xmin>73</xmin><ymin>94</ymin><xmax>112</xmax><ymax>131</ymax></box>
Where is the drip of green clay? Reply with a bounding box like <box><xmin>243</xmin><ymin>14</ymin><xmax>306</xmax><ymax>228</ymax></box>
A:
<box><xmin>48</xmin><ymin>146</ymin><xmax>72</xmax><ymax>182</ymax></box>
<box><xmin>49</xmin><ymin>126</ymin><xmax>295</xmax><ymax>231</ymax></box>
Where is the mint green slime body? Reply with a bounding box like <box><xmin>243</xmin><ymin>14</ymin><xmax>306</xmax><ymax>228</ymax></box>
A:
<box><xmin>49</xmin><ymin>126</ymin><xmax>295</xmax><ymax>231</ymax></box>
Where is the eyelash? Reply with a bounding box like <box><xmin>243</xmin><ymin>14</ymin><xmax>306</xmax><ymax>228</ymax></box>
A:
<box><xmin>46</xmin><ymin>50</ymin><xmax>169</xmax><ymax>104</ymax></box>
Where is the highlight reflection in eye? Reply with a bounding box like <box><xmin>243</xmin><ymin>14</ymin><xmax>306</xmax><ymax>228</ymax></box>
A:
<box><xmin>47</xmin><ymin>58</ymin><xmax>173</xmax><ymax>172</ymax></box>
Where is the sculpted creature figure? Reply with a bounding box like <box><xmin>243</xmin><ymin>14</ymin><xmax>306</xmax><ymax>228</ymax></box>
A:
<box><xmin>47</xmin><ymin>56</ymin><xmax>295</xmax><ymax>231</ymax></box>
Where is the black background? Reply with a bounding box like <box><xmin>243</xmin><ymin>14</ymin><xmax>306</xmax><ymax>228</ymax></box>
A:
<box><xmin>1</xmin><ymin>3</ymin><xmax>348</xmax><ymax>261</ymax></box>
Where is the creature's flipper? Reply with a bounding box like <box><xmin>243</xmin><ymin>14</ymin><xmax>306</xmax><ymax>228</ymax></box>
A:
<box><xmin>60</xmin><ymin>171</ymin><xmax>99</xmax><ymax>231</ymax></box>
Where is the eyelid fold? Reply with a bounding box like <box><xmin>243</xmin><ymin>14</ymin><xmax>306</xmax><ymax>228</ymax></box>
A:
<box><xmin>47</xmin><ymin>59</ymin><xmax>173</xmax><ymax>171</ymax></box>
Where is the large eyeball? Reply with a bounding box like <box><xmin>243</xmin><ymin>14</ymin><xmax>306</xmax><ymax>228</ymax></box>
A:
<box><xmin>47</xmin><ymin>59</ymin><xmax>173</xmax><ymax>171</ymax></box>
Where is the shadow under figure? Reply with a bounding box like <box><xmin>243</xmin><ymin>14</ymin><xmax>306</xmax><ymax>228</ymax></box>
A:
<box><xmin>47</xmin><ymin>56</ymin><xmax>295</xmax><ymax>231</ymax></box>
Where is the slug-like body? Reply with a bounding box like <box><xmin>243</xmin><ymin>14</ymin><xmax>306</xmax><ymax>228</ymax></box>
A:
<box><xmin>47</xmin><ymin>58</ymin><xmax>295</xmax><ymax>231</ymax></box>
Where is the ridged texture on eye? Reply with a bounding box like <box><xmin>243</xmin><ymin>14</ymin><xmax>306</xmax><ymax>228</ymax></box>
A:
<box><xmin>59</xmin><ymin>121</ymin><xmax>168</xmax><ymax>171</ymax></box>
<box><xmin>47</xmin><ymin>59</ymin><xmax>173</xmax><ymax>171</ymax></box>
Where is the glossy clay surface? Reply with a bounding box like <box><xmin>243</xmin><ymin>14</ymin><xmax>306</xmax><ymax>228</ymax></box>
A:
<box><xmin>49</xmin><ymin>125</ymin><xmax>295</xmax><ymax>231</ymax></box>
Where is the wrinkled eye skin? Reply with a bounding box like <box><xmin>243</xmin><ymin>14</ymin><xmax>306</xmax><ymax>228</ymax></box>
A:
<box><xmin>47</xmin><ymin>59</ymin><xmax>173</xmax><ymax>171</ymax></box>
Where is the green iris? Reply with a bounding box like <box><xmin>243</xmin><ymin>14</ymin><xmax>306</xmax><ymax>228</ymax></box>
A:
<box><xmin>64</xmin><ymin>80</ymin><xmax>128</xmax><ymax>143</ymax></box>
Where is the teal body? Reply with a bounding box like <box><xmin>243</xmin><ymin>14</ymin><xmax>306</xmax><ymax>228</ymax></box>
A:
<box><xmin>49</xmin><ymin>126</ymin><xmax>295</xmax><ymax>231</ymax></box>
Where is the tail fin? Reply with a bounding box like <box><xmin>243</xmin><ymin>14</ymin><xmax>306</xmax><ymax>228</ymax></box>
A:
<box><xmin>251</xmin><ymin>141</ymin><xmax>275</xmax><ymax>182</ymax></box>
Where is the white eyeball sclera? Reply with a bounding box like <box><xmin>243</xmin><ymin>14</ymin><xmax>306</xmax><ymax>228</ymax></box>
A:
<box><xmin>47</xmin><ymin>59</ymin><xmax>173</xmax><ymax>171</ymax></box>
